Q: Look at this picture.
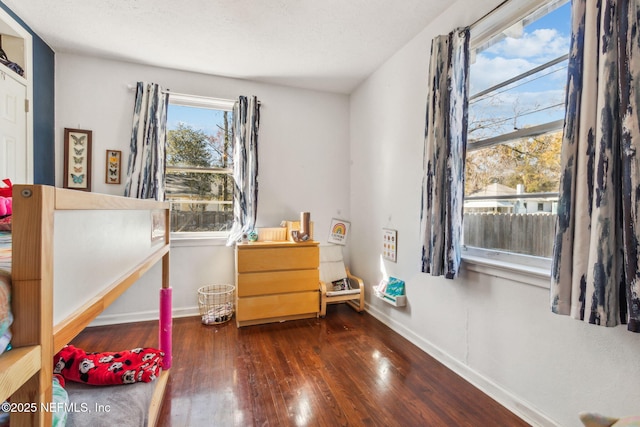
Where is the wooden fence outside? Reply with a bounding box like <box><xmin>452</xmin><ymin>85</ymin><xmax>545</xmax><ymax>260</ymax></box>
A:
<box><xmin>171</xmin><ymin>211</ymin><xmax>557</xmax><ymax>255</ymax></box>
<box><xmin>463</xmin><ymin>212</ymin><xmax>557</xmax><ymax>257</ymax></box>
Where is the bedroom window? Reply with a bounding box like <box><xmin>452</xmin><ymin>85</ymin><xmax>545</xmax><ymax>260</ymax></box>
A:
<box><xmin>165</xmin><ymin>94</ymin><xmax>235</xmax><ymax>236</ymax></box>
<box><xmin>463</xmin><ymin>0</ymin><xmax>570</xmax><ymax>265</ymax></box>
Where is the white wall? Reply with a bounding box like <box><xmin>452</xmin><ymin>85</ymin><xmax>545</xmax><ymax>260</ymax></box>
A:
<box><xmin>348</xmin><ymin>1</ymin><xmax>640</xmax><ymax>426</ymax></box>
<box><xmin>55</xmin><ymin>53</ymin><xmax>350</xmax><ymax>322</ymax></box>
<box><xmin>53</xmin><ymin>2</ymin><xmax>640</xmax><ymax>425</ymax></box>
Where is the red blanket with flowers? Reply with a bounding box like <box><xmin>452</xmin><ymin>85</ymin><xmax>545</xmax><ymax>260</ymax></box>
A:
<box><xmin>54</xmin><ymin>345</ymin><xmax>163</xmax><ymax>385</ymax></box>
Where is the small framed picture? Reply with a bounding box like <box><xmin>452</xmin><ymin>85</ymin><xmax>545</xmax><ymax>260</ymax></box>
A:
<box><xmin>328</xmin><ymin>218</ymin><xmax>350</xmax><ymax>245</ymax></box>
<box><xmin>105</xmin><ymin>149</ymin><xmax>122</xmax><ymax>184</ymax></box>
<box><xmin>382</xmin><ymin>228</ymin><xmax>397</xmax><ymax>262</ymax></box>
<box><xmin>63</xmin><ymin>128</ymin><xmax>92</xmax><ymax>191</ymax></box>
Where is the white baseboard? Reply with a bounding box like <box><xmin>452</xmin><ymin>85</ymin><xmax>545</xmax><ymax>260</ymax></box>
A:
<box><xmin>89</xmin><ymin>306</ymin><xmax>200</xmax><ymax>327</ymax></box>
<box><xmin>364</xmin><ymin>303</ymin><xmax>558</xmax><ymax>427</ymax></box>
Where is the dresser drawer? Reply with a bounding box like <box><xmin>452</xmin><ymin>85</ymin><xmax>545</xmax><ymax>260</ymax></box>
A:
<box><xmin>237</xmin><ymin>269</ymin><xmax>319</xmax><ymax>297</ymax></box>
<box><xmin>237</xmin><ymin>245</ymin><xmax>319</xmax><ymax>273</ymax></box>
<box><xmin>236</xmin><ymin>292</ymin><xmax>319</xmax><ymax>322</ymax></box>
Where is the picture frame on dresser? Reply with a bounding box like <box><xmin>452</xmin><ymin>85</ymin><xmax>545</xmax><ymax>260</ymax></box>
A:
<box><xmin>63</xmin><ymin>128</ymin><xmax>92</xmax><ymax>191</ymax></box>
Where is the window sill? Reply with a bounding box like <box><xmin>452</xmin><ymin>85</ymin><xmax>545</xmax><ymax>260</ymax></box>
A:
<box><xmin>170</xmin><ymin>233</ymin><xmax>230</xmax><ymax>248</ymax></box>
<box><xmin>461</xmin><ymin>248</ymin><xmax>551</xmax><ymax>289</ymax></box>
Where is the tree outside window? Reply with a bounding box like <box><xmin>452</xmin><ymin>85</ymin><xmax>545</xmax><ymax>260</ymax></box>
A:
<box><xmin>165</xmin><ymin>98</ymin><xmax>234</xmax><ymax>234</ymax></box>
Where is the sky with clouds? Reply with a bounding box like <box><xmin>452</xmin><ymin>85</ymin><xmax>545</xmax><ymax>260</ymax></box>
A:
<box><xmin>469</xmin><ymin>1</ymin><xmax>571</xmax><ymax>139</ymax></box>
<box><xmin>167</xmin><ymin>105</ymin><xmax>227</xmax><ymax>137</ymax></box>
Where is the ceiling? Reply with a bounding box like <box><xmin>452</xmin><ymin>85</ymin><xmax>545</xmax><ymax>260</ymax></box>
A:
<box><xmin>3</xmin><ymin>0</ymin><xmax>452</xmax><ymax>94</ymax></box>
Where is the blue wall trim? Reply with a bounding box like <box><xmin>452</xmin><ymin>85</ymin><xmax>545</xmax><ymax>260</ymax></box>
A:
<box><xmin>0</xmin><ymin>1</ymin><xmax>55</xmax><ymax>185</ymax></box>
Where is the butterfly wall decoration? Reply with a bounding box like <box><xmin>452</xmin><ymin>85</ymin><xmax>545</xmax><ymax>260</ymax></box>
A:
<box><xmin>64</xmin><ymin>128</ymin><xmax>92</xmax><ymax>191</ymax></box>
<box><xmin>71</xmin><ymin>174</ymin><xmax>84</xmax><ymax>184</ymax></box>
<box><xmin>71</xmin><ymin>134</ymin><xmax>86</xmax><ymax>146</ymax></box>
<box><xmin>105</xmin><ymin>149</ymin><xmax>121</xmax><ymax>185</ymax></box>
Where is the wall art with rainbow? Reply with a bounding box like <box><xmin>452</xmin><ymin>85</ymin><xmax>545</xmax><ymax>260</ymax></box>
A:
<box><xmin>328</xmin><ymin>219</ymin><xmax>350</xmax><ymax>245</ymax></box>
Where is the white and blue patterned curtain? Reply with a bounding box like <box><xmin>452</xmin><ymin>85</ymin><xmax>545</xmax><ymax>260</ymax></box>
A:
<box><xmin>227</xmin><ymin>96</ymin><xmax>260</xmax><ymax>245</ymax></box>
<box><xmin>124</xmin><ymin>82</ymin><xmax>169</xmax><ymax>201</ymax></box>
<box><xmin>551</xmin><ymin>0</ymin><xmax>640</xmax><ymax>332</ymax></box>
<box><xmin>420</xmin><ymin>28</ymin><xmax>470</xmax><ymax>279</ymax></box>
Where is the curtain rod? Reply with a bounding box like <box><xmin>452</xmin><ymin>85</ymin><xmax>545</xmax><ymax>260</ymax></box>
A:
<box><xmin>126</xmin><ymin>84</ymin><xmax>261</xmax><ymax>105</ymax></box>
<box><xmin>469</xmin><ymin>0</ymin><xmax>509</xmax><ymax>30</ymax></box>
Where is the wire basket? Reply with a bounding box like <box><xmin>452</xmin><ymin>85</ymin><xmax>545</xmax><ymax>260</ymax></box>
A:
<box><xmin>198</xmin><ymin>284</ymin><xmax>235</xmax><ymax>325</ymax></box>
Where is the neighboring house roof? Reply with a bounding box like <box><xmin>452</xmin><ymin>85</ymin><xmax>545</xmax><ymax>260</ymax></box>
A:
<box><xmin>468</xmin><ymin>183</ymin><xmax>517</xmax><ymax>197</ymax></box>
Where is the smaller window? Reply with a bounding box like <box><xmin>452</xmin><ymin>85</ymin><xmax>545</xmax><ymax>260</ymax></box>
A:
<box><xmin>165</xmin><ymin>95</ymin><xmax>235</xmax><ymax>236</ymax></box>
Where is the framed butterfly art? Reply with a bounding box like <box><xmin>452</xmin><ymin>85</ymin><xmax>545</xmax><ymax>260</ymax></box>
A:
<box><xmin>105</xmin><ymin>150</ymin><xmax>122</xmax><ymax>184</ymax></box>
<box><xmin>63</xmin><ymin>128</ymin><xmax>92</xmax><ymax>191</ymax></box>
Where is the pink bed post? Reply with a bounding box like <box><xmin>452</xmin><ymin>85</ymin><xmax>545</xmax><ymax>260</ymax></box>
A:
<box><xmin>159</xmin><ymin>287</ymin><xmax>172</xmax><ymax>369</ymax></box>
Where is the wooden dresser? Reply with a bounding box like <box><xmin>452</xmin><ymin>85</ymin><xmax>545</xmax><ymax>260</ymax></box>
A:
<box><xmin>235</xmin><ymin>240</ymin><xmax>319</xmax><ymax>327</ymax></box>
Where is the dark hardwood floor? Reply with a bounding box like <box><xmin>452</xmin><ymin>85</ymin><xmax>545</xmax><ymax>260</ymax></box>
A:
<box><xmin>71</xmin><ymin>304</ymin><xmax>530</xmax><ymax>427</ymax></box>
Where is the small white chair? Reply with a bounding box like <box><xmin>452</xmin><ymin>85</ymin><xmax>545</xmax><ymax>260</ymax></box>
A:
<box><xmin>318</xmin><ymin>245</ymin><xmax>365</xmax><ymax>317</ymax></box>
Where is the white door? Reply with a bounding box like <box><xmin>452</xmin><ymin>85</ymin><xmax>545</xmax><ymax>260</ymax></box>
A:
<box><xmin>0</xmin><ymin>70</ymin><xmax>27</xmax><ymax>185</ymax></box>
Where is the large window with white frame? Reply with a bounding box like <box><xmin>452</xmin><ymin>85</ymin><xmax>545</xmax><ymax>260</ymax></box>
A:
<box><xmin>165</xmin><ymin>94</ymin><xmax>235</xmax><ymax>236</ymax></box>
<box><xmin>463</xmin><ymin>0</ymin><xmax>570</xmax><ymax>265</ymax></box>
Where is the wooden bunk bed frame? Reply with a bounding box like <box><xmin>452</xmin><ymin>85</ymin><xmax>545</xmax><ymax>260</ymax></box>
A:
<box><xmin>0</xmin><ymin>185</ymin><xmax>171</xmax><ymax>426</ymax></box>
